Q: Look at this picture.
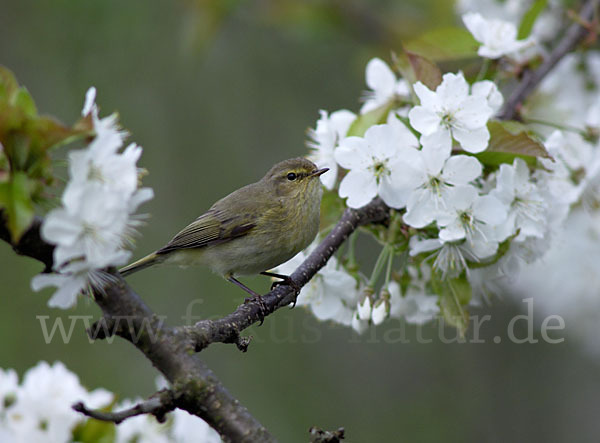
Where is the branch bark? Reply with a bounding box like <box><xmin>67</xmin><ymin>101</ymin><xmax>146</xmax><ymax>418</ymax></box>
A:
<box><xmin>499</xmin><ymin>0</ymin><xmax>599</xmax><ymax>120</ymax></box>
<box><xmin>2</xmin><ymin>3</ymin><xmax>596</xmax><ymax>437</ymax></box>
<box><xmin>73</xmin><ymin>390</ymin><xmax>175</xmax><ymax>424</ymax></box>
<box><xmin>186</xmin><ymin>198</ymin><xmax>390</xmax><ymax>352</ymax></box>
<box><xmin>0</xmin><ymin>214</ymin><xmax>54</xmax><ymax>272</ymax></box>
<box><xmin>0</xmin><ymin>199</ymin><xmax>388</xmax><ymax>442</ymax></box>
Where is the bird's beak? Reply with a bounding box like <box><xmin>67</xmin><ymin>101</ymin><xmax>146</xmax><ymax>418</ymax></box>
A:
<box><xmin>310</xmin><ymin>168</ymin><xmax>329</xmax><ymax>177</ymax></box>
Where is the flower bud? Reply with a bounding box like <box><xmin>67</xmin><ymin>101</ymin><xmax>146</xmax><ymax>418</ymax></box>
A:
<box><xmin>371</xmin><ymin>297</ymin><xmax>390</xmax><ymax>326</ymax></box>
<box><xmin>357</xmin><ymin>288</ymin><xmax>373</xmax><ymax>321</ymax></box>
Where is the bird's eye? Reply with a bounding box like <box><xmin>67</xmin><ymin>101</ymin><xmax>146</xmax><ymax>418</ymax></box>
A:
<box><xmin>287</xmin><ymin>172</ymin><xmax>297</xmax><ymax>181</ymax></box>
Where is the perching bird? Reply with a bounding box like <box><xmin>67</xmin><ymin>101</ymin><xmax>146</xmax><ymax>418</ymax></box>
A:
<box><xmin>119</xmin><ymin>157</ymin><xmax>327</xmax><ymax>313</ymax></box>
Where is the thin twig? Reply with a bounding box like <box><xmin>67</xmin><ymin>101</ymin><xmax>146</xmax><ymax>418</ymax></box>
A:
<box><xmin>309</xmin><ymin>426</ymin><xmax>346</xmax><ymax>443</ymax></box>
<box><xmin>73</xmin><ymin>390</ymin><xmax>175</xmax><ymax>424</ymax></box>
<box><xmin>186</xmin><ymin>198</ymin><xmax>390</xmax><ymax>352</ymax></box>
<box><xmin>2</xmin><ymin>4</ymin><xmax>596</xmax><ymax>435</ymax></box>
<box><xmin>499</xmin><ymin>0</ymin><xmax>599</xmax><ymax>120</ymax></box>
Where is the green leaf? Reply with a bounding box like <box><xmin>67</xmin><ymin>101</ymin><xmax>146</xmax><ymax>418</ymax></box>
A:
<box><xmin>393</xmin><ymin>49</ymin><xmax>442</xmax><ymax>91</ymax></box>
<box><xmin>34</xmin><ymin>115</ymin><xmax>90</xmax><ymax>151</ymax></box>
<box><xmin>404</xmin><ymin>27</ymin><xmax>479</xmax><ymax>62</ymax></box>
<box><xmin>0</xmin><ymin>171</ymin><xmax>35</xmax><ymax>242</ymax></box>
<box><xmin>0</xmin><ymin>66</ymin><xmax>19</xmax><ymax>102</ymax></box>
<box><xmin>13</xmin><ymin>87</ymin><xmax>38</xmax><ymax>117</ymax></box>
<box><xmin>346</xmin><ymin>101</ymin><xmax>393</xmax><ymax>137</ymax></box>
<box><xmin>0</xmin><ymin>67</ymin><xmax>95</xmax><ymax>217</ymax></box>
<box><xmin>474</xmin><ymin>120</ymin><xmax>551</xmax><ymax>167</ymax></box>
<box><xmin>518</xmin><ymin>0</ymin><xmax>547</xmax><ymax>39</ymax></box>
<box><xmin>432</xmin><ymin>273</ymin><xmax>471</xmax><ymax>337</ymax></box>
<box><xmin>72</xmin><ymin>417</ymin><xmax>116</xmax><ymax>443</ymax></box>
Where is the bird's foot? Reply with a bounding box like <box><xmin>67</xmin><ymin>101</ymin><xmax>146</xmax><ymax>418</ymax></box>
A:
<box><xmin>244</xmin><ymin>294</ymin><xmax>267</xmax><ymax>325</ymax></box>
<box><xmin>267</xmin><ymin>275</ymin><xmax>301</xmax><ymax>308</ymax></box>
<box><xmin>259</xmin><ymin>272</ymin><xmax>301</xmax><ymax>308</ymax></box>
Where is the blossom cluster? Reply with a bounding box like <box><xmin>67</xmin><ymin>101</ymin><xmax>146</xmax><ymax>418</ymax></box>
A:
<box><xmin>0</xmin><ymin>361</ymin><xmax>221</xmax><ymax>443</ymax></box>
<box><xmin>277</xmin><ymin>5</ymin><xmax>600</xmax><ymax>334</ymax></box>
<box><xmin>31</xmin><ymin>88</ymin><xmax>153</xmax><ymax>309</ymax></box>
<box><xmin>0</xmin><ymin>361</ymin><xmax>112</xmax><ymax>442</ymax></box>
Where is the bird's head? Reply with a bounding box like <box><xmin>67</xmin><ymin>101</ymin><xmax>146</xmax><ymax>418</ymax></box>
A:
<box><xmin>262</xmin><ymin>157</ymin><xmax>328</xmax><ymax>199</ymax></box>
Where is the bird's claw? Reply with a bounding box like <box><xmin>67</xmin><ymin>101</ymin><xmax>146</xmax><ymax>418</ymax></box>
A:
<box><xmin>270</xmin><ymin>277</ymin><xmax>300</xmax><ymax>308</ymax></box>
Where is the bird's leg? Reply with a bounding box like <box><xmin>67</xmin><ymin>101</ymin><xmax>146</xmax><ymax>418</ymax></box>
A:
<box><xmin>260</xmin><ymin>271</ymin><xmax>301</xmax><ymax>308</ymax></box>
<box><xmin>227</xmin><ymin>276</ymin><xmax>267</xmax><ymax>325</ymax></box>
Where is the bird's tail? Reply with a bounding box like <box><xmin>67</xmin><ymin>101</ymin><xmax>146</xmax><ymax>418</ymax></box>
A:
<box><xmin>119</xmin><ymin>252</ymin><xmax>160</xmax><ymax>276</ymax></box>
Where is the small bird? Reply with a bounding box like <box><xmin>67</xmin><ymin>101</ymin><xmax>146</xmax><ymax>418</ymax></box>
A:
<box><xmin>119</xmin><ymin>157</ymin><xmax>328</xmax><ymax>314</ymax></box>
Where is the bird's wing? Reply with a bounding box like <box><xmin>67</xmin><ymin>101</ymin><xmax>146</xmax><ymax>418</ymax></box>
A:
<box><xmin>155</xmin><ymin>180</ymin><xmax>281</xmax><ymax>255</ymax></box>
<box><xmin>156</xmin><ymin>208</ymin><xmax>257</xmax><ymax>255</ymax></box>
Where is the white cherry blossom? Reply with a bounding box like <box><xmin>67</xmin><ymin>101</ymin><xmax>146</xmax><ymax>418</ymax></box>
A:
<box><xmin>471</xmin><ymin>80</ymin><xmax>504</xmax><ymax>113</ymax></box>
<box><xmin>308</xmin><ymin>109</ymin><xmax>356</xmax><ymax>190</ymax></box>
<box><xmin>491</xmin><ymin>158</ymin><xmax>548</xmax><ymax>241</ymax></box>
<box><xmin>586</xmin><ymin>98</ymin><xmax>600</xmax><ymax>128</ymax></box>
<box><xmin>408</xmin><ymin>72</ymin><xmax>494</xmax><ymax>153</ymax></box>
<box><xmin>462</xmin><ymin>12</ymin><xmax>535</xmax><ymax>59</ymax></box>
<box><xmin>508</xmin><ymin>208</ymin><xmax>600</xmax><ymax>357</ymax></box>
<box><xmin>388</xmin><ymin>279</ymin><xmax>439</xmax><ymax>324</ymax></box>
<box><xmin>31</xmin><ymin>88</ymin><xmax>153</xmax><ymax>309</ymax></box>
<box><xmin>171</xmin><ymin>409</ymin><xmax>222</xmax><ymax>443</ymax></box>
<box><xmin>335</xmin><ymin>114</ymin><xmax>420</xmax><ymax>208</ymax></box>
<box><xmin>81</xmin><ymin>86</ymin><xmax>97</xmax><ymax>116</ymax></box>
<box><xmin>397</xmin><ymin>138</ymin><xmax>483</xmax><ymax>228</ymax></box>
<box><xmin>436</xmin><ymin>186</ymin><xmax>507</xmax><ymax>247</ymax></box>
<box><xmin>351</xmin><ymin>314</ymin><xmax>369</xmax><ymax>334</ymax></box>
<box><xmin>361</xmin><ymin>58</ymin><xmax>410</xmax><ymax>113</ymax></box>
<box><xmin>0</xmin><ymin>368</ymin><xmax>18</xmax><ymax>415</ymax></box>
<box><xmin>64</xmin><ymin>142</ymin><xmax>142</xmax><ymax>207</ymax></box>
<box><xmin>43</xmin><ymin>185</ymin><xmax>132</xmax><ymax>269</ymax></box>
<box><xmin>5</xmin><ymin>362</ymin><xmax>112</xmax><ymax>443</ymax></box>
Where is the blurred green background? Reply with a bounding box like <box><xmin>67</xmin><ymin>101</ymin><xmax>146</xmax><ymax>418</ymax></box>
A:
<box><xmin>1</xmin><ymin>1</ymin><xmax>599</xmax><ymax>442</ymax></box>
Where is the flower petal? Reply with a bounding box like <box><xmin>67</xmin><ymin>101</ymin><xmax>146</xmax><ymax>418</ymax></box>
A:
<box><xmin>436</xmin><ymin>72</ymin><xmax>469</xmax><ymax>105</ymax></box>
<box><xmin>365</xmin><ymin>58</ymin><xmax>396</xmax><ymax>96</ymax></box>
<box><xmin>473</xmin><ymin>195</ymin><xmax>508</xmax><ymax>225</ymax></box>
<box><xmin>413</xmin><ymin>82</ymin><xmax>439</xmax><ymax>109</ymax></box>
<box><xmin>452</xmin><ymin>126</ymin><xmax>490</xmax><ymax>153</ymax></box>
<box><xmin>455</xmin><ymin>96</ymin><xmax>493</xmax><ymax>129</ymax></box>
<box><xmin>334</xmin><ymin>137</ymin><xmax>371</xmax><ymax>170</ymax></box>
<box><xmin>404</xmin><ymin>189</ymin><xmax>437</xmax><ymax>228</ymax></box>
<box><xmin>439</xmin><ymin>221</ymin><xmax>466</xmax><ymax>242</ymax></box>
<box><xmin>408</xmin><ymin>106</ymin><xmax>440</xmax><ymax>135</ymax></box>
<box><xmin>421</xmin><ymin>132</ymin><xmax>452</xmax><ymax>175</ymax></box>
<box><xmin>471</xmin><ymin>80</ymin><xmax>504</xmax><ymax>113</ymax></box>
<box><xmin>462</xmin><ymin>12</ymin><xmax>487</xmax><ymax>44</ymax></box>
<box><xmin>338</xmin><ymin>170</ymin><xmax>378</xmax><ymax>208</ymax></box>
<box><xmin>442</xmin><ymin>155</ymin><xmax>482</xmax><ymax>185</ymax></box>
<box><xmin>378</xmin><ymin>174</ymin><xmax>411</xmax><ymax>209</ymax></box>
<box><xmin>41</xmin><ymin>209</ymin><xmax>82</xmax><ymax>246</ymax></box>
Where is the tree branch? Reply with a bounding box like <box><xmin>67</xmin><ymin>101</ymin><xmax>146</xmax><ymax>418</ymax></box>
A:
<box><xmin>309</xmin><ymin>426</ymin><xmax>346</xmax><ymax>443</ymax></box>
<box><xmin>1</xmin><ymin>219</ymin><xmax>275</xmax><ymax>441</ymax></box>
<box><xmin>0</xmin><ymin>213</ymin><xmax>54</xmax><ymax>272</ymax></box>
<box><xmin>186</xmin><ymin>198</ymin><xmax>390</xmax><ymax>352</ymax></box>
<box><xmin>73</xmin><ymin>390</ymin><xmax>175</xmax><ymax>424</ymax></box>
<box><xmin>0</xmin><ymin>199</ymin><xmax>389</xmax><ymax>440</ymax></box>
<box><xmin>499</xmin><ymin>0</ymin><xmax>599</xmax><ymax>121</ymax></box>
<box><xmin>3</xmin><ymin>5</ymin><xmax>596</xmax><ymax>436</ymax></box>
<box><xmin>89</xmin><ymin>278</ymin><xmax>275</xmax><ymax>442</ymax></box>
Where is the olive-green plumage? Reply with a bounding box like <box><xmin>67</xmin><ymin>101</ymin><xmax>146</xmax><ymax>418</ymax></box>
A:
<box><xmin>119</xmin><ymin>158</ymin><xmax>327</xmax><ymax>293</ymax></box>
